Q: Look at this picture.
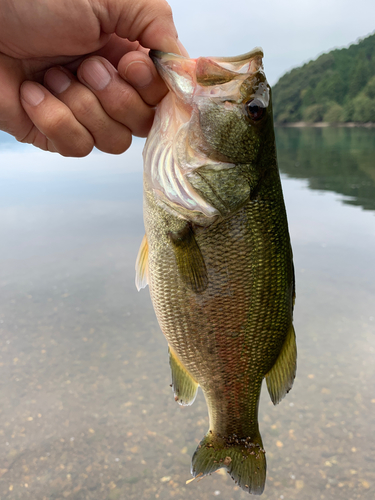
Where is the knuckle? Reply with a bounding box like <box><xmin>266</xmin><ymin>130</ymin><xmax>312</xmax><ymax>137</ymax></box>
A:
<box><xmin>36</xmin><ymin>105</ymin><xmax>94</xmax><ymax>157</ymax></box>
<box><xmin>151</xmin><ymin>0</ymin><xmax>173</xmax><ymax>18</ymax></box>
<box><xmin>97</xmin><ymin>129</ymin><xmax>132</xmax><ymax>155</ymax></box>
<box><xmin>61</xmin><ymin>137</ymin><xmax>94</xmax><ymax>157</ymax></box>
<box><xmin>42</xmin><ymin>107</ymin><xmax>72</xmax><ymax>137</ymax></box>
<box><xmin>114</xmin><ymin>86</ymin><xmax>135</xmax><ymax>112</ymax></box>
<box><xmin>70</xmin><ymin>91</ymin><xmax>99</xmax><ymax>120</ymax></box>
<box><xmin>99</xmin><ymin>85</ymin><xmax>136</xmax><ymax>124</ymax></box>
<box><xmin>134</xmin><ymin>114</ymin><xmax>154</xmax><ymax>138</ymax></box>
<box><xmin>162</xmin><ymin>2</ymin><xmax>173</xmax><ymax>18</ymax></box>
<box><xmin>18</xmin><ymin>125</ymin><xmax>39</xmax><ymax>145</ymax></box>
<box><xmin>19</xmin><ymin>127</ymin><xmax>50</xmax><ymax>152</ymax></box>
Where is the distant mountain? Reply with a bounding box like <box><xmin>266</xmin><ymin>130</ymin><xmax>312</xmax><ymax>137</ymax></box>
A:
<box><xmin>272</xmin><ymin>33</ymin><xmax>375</xmax><ymax>124</ymax></box>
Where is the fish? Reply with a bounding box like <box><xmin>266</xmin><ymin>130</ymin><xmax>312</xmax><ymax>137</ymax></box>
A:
<box><xmin>135</xmin><ymin>47</ymin><xmax>296</xmax><ymax>495</ymax></box>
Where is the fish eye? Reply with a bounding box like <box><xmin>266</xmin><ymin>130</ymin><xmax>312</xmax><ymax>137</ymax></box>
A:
<box><xmin>246</xmin><ymin>99</ymin><xmax>266</xmax><ymax>121</ymax></box>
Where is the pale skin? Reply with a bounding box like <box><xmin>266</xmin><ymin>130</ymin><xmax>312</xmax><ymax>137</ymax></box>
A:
<box><xmin>0</xmin><ymin>0</ymin><xmax>188</xmax><ymax>156</ymax></box>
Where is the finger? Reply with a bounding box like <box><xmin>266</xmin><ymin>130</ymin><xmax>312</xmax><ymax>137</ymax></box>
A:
<box><xmin>99</xmin><ymin>0</ymin><xmax>186</xmax><ymax>55</ymax></box>
<box><xmin>63</xmin><ymin>36</ymin><xmax>143</xmax><ymax>75</ymax></box>
<box><xmin>20</xmin><ymin>81</ymin><xmax>94</xmax><ymax>157</ymax></box>
<box><xmin>117</xmin><ymin>50</ymin><xmax>169</xmax><ymax>107</ymax></box>
<box><xmin>77</xmin><ymin>57</ymin><xmax>155</xmax><ymax>137</ymax></box>
<box><xmin>17</xmin><ymin>122</ymin><xmax>59</xmax><ymax>153</ymax></box>
<box><xmin>93</xmin><ymin>35</ymin><xmax>143</xmax><ymax>67</ymax></box>
<box><xmin>44</xmin><ymin>66</ymin><xmax>132</xmax><ymax>154</ymax></box>
<box><xmin>0</xmin><ymin>53</ymin><xmax>34</xmax><ymax>141</ymax></box>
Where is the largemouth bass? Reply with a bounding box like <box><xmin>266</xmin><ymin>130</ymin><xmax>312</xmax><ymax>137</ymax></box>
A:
<box><xmin>135</xmin><ymin>48</ymin><xmax>297</xmax><ymax>495</ymax></box>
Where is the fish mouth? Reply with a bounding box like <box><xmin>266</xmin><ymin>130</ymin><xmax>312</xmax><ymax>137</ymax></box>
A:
<box><xmin>148</xmin><ymin>49</ymin><xmax>162</xmax><ymax>61</ymax></box>
<box><xmin>149</xmin><ymin>50</ymin><xmax>189</xmax><ymax>69</ymax></box>
<box><xmin>212</xmin><ymin>48</ymin><xmax>264</xmax><ymax>63</ymax></box>
<box><xmin>149</xmin><ymin>48</ymin><xmax>265</xmax><ymax>101</ymax></box>
<box><xmin>149</xmin><ymin>48</ymin><xmax>264</xmax><ymax>82</ymax></box>
<box><xmin>149</xmin><ymin>48</ymin><xmax>264</xmax><ymax>62</ymax></box>
<box><xmin>148</xmin><ymin>50</ymin><xmax>196</xmax><ymax>102</ymax></box>
<box><xmin>149</xmin><ymin>49</ymin><xmax>181</xmax><ymax>62</ymax></box>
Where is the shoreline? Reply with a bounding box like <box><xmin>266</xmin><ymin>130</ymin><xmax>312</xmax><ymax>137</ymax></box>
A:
<box><xmin>275</xmin><ymin>121</ymin><xmax>375</xmax><ymax>128</ymax></box>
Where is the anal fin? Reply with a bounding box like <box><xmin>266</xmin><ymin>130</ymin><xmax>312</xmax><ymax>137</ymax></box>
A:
<box><xmin>265</xmin><ymin>323</ymin><xmax>297</xmax><ymax>405</ymax></box>
<box><xmin>169</xmin><ymin>223</ymin><xmax>208</xmax><ymax>293</ymax></box>
<box><xmin>135</xmin><ymin>234</ymin><xmax>149</xmax><ymax>291</ymax></box>
<box><xmin>169</xmin><ymin>346</ymin><xmax>198</xmax><ymax>406</ymax></box>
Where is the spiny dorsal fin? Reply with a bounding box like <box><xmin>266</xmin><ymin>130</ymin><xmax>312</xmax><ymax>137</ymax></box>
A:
<box><xmin>168</xmin><ymin>224</ymin><xmax>208</xmax><ymax>293</ymax></box>
<box><xmin>265</xmin><ymin>323</ymin><xmax>297</xmax><ymax>405</ymax></box>
<box><xmin>169</xmin><ymin>345</ymin><xmax>198</xmax><ymax>406</ymax></box>
<box><xmin>135</xmin><ymin>234</ymin><xmax>149</xmax><ymax>291</ymax></box>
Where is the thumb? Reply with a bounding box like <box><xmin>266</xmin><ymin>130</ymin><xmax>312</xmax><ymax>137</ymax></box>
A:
<box><xmin>98</xmin><ymin>0</ymin><xmax>188</xmax><ymax>55</ymax></box>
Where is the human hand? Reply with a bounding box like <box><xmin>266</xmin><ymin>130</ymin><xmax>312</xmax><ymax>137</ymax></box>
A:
<box><xmin>0</xmin><ymin>0</ymin><xmax>186</xmax><ymax>156</ymax></box>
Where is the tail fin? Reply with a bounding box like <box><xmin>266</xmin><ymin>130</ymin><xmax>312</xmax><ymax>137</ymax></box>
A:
<box><xmin>191</xmin><ymin>430</ymin><xmax>266</xmax><ymax>495</ymax></box>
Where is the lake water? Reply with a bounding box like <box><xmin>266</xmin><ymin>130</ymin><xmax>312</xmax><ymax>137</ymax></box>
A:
<box><xmin>0</xmin><ymin>127</ymin><xmax>374</xmax><ymax>500</ymax></box>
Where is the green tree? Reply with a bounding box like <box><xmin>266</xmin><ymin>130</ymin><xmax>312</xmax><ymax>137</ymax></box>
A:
<box><xmin>323</xmin><ymin>103</ymin><xmax>345</xmax><ymax>122</ymax></box>
<box><xmin>363</xmin><ymin>75</ymin><xmax>375</xmax><ymax>99</ymax></box>
<box><xmin>348</xmin><ymin>54</ymin><xmax>371</xmax><ymax>97</ymax></box>
<box><xmin>301</xmin><ymin>87</ymin><xmax>315</xmax><ymax>107</ymax></box>
<box><xmin>303</xmin><ymin>104</ymin><xmax>325</xmax><ymax>122</ymax></box>
<box><xmin>272</xmin><ymin>33</ymin><xmax>375</xmax><ymax>123</ymax></box>
<box><xmin>351</xmin><ymin>94</ymin><xmax>375</xmax><ymax>122</ymax></box>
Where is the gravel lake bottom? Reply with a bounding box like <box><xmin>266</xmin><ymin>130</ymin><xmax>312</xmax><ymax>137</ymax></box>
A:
<box><xmin>0</xmin><ymin>127</ymin><xmax>374</xmax><ymax>500</ymax></box>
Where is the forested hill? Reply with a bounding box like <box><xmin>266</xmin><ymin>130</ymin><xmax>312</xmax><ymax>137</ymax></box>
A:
<box><xmin>272</xmin><ymin>33</ymin><xmax>375</xmax><ymax>123</ymax></box>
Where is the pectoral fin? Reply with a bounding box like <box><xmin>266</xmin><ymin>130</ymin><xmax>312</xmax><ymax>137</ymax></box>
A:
<box><xmin>135</xmin><ymin>234</ymin><xmax>149</xmax><ymax>291</ymax></box>
<box><xmin>169</xmin><ymin>346</ymin><xmax>199</xmax><ymax>406</ymax></box>
<box><xmin>265</xmin><ymin>323</ymin><xmax>297</xmax><ymax>405</ymax></box>
<box><xmin>169</xmin><ymin>224</ymin><xmax>208</xmax><ymax>293</ymax></box>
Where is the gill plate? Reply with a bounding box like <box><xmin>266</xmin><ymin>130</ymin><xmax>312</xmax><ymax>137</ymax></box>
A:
<box><xmin>143</xmin><ymin>108</ymin><xmax>222</xmax><ymax>219</ymax></box>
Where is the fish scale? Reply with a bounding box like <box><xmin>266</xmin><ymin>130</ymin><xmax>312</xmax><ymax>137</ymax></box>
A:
<box><xmin>136</xmin><ymin>48</ymin><xmax>297</xmax><ymax>495</ymax></box>
<box><xmin>144</xmin><ymin>173</ymin><xmax>292</xmax><ymax>438</ymax></box>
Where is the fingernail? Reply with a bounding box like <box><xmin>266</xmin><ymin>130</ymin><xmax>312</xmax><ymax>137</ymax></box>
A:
<box><xmin>124</xmin><ymin>61</ymin><xmax>153</xmax><ymax>88</ymax></box>
<box><xmin>21</xmin><ymin>83</ymin><xmax>45</xmax><ymax>106</ymax></box>
<box><xmin>80</xmin><ymin>59</ymin><xmax>111</xmax><ymax>90</ymax></box>
<box><xmin>45</xmin><ymin>68</ymin><xmax>71</xmax><ymax>94</ymax></box>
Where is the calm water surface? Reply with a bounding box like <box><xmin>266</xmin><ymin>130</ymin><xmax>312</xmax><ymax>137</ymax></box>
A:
<box><xmin>0</xmin><ymin>128</ymin><xmax>374</xmax><ymax>500</ymax></box>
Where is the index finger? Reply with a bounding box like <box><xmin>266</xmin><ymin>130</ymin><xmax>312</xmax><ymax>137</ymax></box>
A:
<box><xmin>117</xmin><ymin>51</ymin><xmax>168</xmax><ymax>107</ymax></box>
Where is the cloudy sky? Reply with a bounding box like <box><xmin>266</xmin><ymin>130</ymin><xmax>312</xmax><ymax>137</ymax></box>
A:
<box><xmin>168</xmin><ymin>0</ymin><xmax>375</xmax><ymax>85</ymax></box>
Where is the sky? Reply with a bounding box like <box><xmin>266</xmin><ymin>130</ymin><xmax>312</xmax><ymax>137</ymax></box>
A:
<box><xmin>1</xmin><ymin>0</ymin><xmax>374</xmax><ymax>155</ymax></box>
<box><xmin>168</xmin><ymin>0</ymin><xmax>375</xmax><ymax>85</ymax></box>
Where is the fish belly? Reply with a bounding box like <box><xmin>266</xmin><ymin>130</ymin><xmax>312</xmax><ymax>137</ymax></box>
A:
<box><xmin>145</xmin><ymin>187</ymin><xmax>293</xmax><ymax>424</ymax></box>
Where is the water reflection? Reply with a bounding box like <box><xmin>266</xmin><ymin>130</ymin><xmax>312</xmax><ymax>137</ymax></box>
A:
<box><xmin>276</xmin><ymin>127</ymin><xmax>375</xmax><ymax>211</ymax></box>
<box><xmin>0</xmin><ymin>130</ymin><xmax>374</xmax><ymax>500</ymax></box>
